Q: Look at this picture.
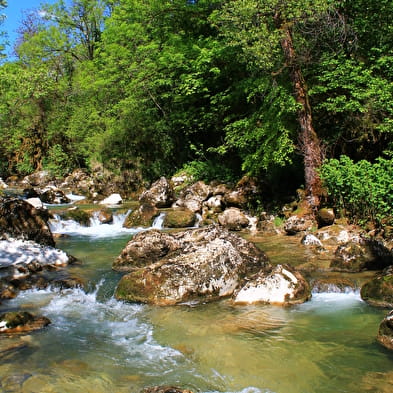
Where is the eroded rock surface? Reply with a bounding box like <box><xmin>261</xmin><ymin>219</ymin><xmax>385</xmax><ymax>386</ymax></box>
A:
<box><xmin>377</xmin><ymin>310</ymin><xmax>393</xmax><ymax>351</ymax></box>
<box><xmin>0</xmin><ymin>197</ymin><xmax>54</xmax><ymax>247</ymax></box>
<box><xmin>233</xmin><ymin>264</ymin><xmax>311</xmax><ymax>305</ymax></box>
<box><xmin>361</xmin><ymin>266</ymin><xmax>393</xmax><ymax>308</ymax></box>
<box><xmin>114</xmin><ymin>226</ymin><xmax>269</xmax><ymax>305</ymax></box>
<box><xmin>0</xmin><ymin>311</ymin><xmax>51</xmax><ymax>334</ymax></box>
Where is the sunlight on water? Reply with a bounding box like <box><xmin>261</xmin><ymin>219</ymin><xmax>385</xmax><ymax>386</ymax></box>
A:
<box><xmin>1</xmin><ymin>218</ymin><xmax>393</xmax><ymax>393</ymax></box>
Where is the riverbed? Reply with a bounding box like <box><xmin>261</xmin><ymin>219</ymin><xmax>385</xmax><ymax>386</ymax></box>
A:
<box><xmin>1</xmin><ymin>211</ymin><xmax>392</xmax><ymax>393</ymax></box>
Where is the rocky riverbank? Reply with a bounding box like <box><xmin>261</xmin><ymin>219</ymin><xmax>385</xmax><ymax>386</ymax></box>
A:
<box><xmin>2</xmin><ymin>171</ymin><xmax>393</xmax><ymax>350</ymax></box>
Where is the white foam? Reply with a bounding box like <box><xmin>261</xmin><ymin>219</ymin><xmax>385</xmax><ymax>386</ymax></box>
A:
<box><xmin>152</xmin><ymin>212</ymin><xmax>165</xmax><ymax>229</ymax></box>
<box><xmin>49</xmin><ymin>210</ymin><xmax>139</xmax><ymax>238</ymax></box>
<box><xmin>0</xmin><ymin>239</ymin><xmax>70</xmax><ymax>267</ymax></box>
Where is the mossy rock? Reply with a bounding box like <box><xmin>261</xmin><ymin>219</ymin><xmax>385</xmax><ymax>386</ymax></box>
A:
<box><xmin>163</xmin><ymin>210</ymin><xmax>196</xmax><ymax>228</ymax></box>
<box><xmin>0</xmin><ymin>311</ymin><xmax>51</xmax><ymax>334</ymax></box>
<box><xmin>61</xmin><ymin>208</ymin><xmax>91</xmax><ymax>226</ymax></box>
<box><xmin>123</xmin><ymin>205</ymin><xmax>159</xmax><ymax>228</ymax></box>
<box><xmin>377</xmin><ymin>310</ymin><xmax>393</xmax><ymax>351</ymax></box>
<box><xmin>361</xmin><ymin>267</ymin><xmax>393</xmax><ymax>308</ymax></box>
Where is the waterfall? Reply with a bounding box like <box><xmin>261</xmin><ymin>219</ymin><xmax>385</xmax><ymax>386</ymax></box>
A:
<box><xmin>152</xmin><ymin>212</ymin><xmax>166</xmax><ymax>229</ymax></box>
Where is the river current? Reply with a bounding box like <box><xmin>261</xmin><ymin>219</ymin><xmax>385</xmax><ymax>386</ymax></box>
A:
<box><xmin>1</xmin><ymin>209</ymin><xmax>392</xmax><ymax>393</ymax></box>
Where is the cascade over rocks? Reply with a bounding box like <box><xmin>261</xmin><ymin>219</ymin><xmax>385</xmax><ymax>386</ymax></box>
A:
<box><xmin>377</xmin><ymin>310</ymin><xmax>393</xmax><ymax>351</ymax></box>
<box><xmin>0</xmin><ymin>197</ymin><xmax>54</xmax><ymax>247</ymax></box>
<box><xmin>114</xmin><ymin>225</ymin><xmax>270</xmax><ymax>305</ymax></box>
<box><xmin>0</xmin><ymin>238</ymin><xmax>79</xmax><ymax>300</ymax></box>
<box><xmin>233</xmin><ymin>264</ymin><xmax>311</xmax><ymax>305</ymax></box>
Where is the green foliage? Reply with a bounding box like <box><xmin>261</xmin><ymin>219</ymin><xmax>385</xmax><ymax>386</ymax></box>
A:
<box><xmin>320</xmin><ymin>155</ymin><xmax>393</xmax><ymax>225</ymax></box>
<box><xmin>178</xmin><ymin>159</ymin><xmax>237</xmax><ymax>185</ymax></box>
<box><xmin>43</xmin><ymin>144</ymin><xmax>72</xmax><ymax>177</ymax></box>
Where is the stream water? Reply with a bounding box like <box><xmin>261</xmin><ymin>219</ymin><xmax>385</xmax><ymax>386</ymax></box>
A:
<box><xmin>1</xmin><ymin>210</ymin><xmax>393</xmax><ymax>393</ymax></box>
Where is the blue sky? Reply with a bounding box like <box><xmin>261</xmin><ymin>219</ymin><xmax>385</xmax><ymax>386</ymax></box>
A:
<box><xmin>2</xmin><ymin>0</ymin><xmax>57</xmax><ymax>56</ymax></box>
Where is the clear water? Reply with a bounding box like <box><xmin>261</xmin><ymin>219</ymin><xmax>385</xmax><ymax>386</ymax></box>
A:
<box><xmin>1</xmin><ymin>216</ymin><xmax>393</xmax><ymax>393</ymax></box>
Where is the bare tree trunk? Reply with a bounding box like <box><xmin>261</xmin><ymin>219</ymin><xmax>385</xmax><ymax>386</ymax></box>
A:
<box><xmin>276</xmin><ymin>16</ymin><xmax>323</xmax><ymax>212</ymax></box>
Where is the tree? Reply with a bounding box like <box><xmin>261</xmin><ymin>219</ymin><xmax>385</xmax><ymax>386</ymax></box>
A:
<box><xmin>0</xmin><ymin>0</ymin><xmax>7</xmax><ymax>59</ymax></box>
<box><xmin>212</xmin><ymin>0</ymin><xmax>330</xmax><ymax>211</ymax></box>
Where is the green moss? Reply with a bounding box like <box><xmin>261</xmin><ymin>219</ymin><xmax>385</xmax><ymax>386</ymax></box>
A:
<box><xmin>61</xmin><ymin>209</ymin><xmax>91</xmax><ymax>226</ymax></box>
<box><xmin>115</xmin><ymin>270</ymin><xmax>151</xmax><ymax>303</ymax></box>
<box><xmin>163</xmin><ymin>210</ymin><xmax>196</xmax><ymax>228</ymax></box>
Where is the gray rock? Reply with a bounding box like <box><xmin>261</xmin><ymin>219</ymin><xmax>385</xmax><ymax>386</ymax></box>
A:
<box><xmin>233</xmin><ymin>264</ymin><xmax>311</xmax><ymax>305</ymax></box>
<box><xmin>114</xmin><ymin>226</ymin><xmax>269</xmax><ymax>305</ymax></box>
<box><xmin>218</xmin><ymin>207</ymin><xmax>249</xmax><ymax>231</ymax></box>
<box><xmin>139</xmin><ymin>177</ymin><xmax>175</xmax><ymax>208</ymax></box>
<box><xmin>377</xmin><ymin>310</ymin><xmax>393</xmax><ymax>351</ymax></box>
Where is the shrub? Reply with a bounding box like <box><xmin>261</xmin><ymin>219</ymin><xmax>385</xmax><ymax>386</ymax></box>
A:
<box><xmin>320</xmin><ymin>155</ymin><xmax>393</xmax><ymax>225</ymax></box>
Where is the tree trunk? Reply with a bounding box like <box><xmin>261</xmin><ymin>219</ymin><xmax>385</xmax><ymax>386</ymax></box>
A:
<box><xmin>275</xmin><ymin>16</ymin><xmax>323</xmax><ymax>212</ymax></box>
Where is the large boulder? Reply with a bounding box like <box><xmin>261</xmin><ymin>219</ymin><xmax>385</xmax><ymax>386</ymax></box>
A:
<box><xmin>377</xmin><ymin>310</ymin><xmax>393</xmax><ymax>351</ymax></box>
<box><xmin>123</xmin><ymin>204</ymin><xmax>159</xmax><ymax>228</ymax></box>
<box><xmin>223</xmin><ymin>176</ymin><xmax>260</xmax><ymax>208</ymax></box>
<box><xmin>0</xmin><ymin>311</ymin><xmax>50</xmax><ymax>334</ymax></box>
<box><xmin>99</xmin><ymin>193</ymin><xmax>122</xmax><ymax>206</ymax></box>
<box><xmin>218</xmin><ymin>207</ymin><xmax>249</xmax><ymax>231</ymax></box>
<box><xmin>330</xmin><ymin>241</ymin><xmax>374</xmax><ymax>272</ymax></box>
<box><xmin>139</xmin><ymin>177</ymin><xmax>175</xmax><ymax>208</ymax></box>
<box><xmin>284</xmin><ymin>215</ymin><xmax>314</xmax><ymax>235</ymax></box>
<box><xmin>361</xmin><ymin>266</ymin><xmax>393</xmax><ymax>308</ymax></box>
<box><xmin>0</xmin><ymin>197</ymin><xmax>54</xmax><ymax>247</ymax></box>
<box><xmin>113</xmin><ymin>230</ymin><xmax>180</xmax><ymax>271</ymax></box>
<box><xmin>40</xmin><ymin>186</ymin><xmax>70</xmax><ymax>204</ymax></box>
<box><xmin>233</xmin><ymin>264</ymin><xmax>311</xmax><ymax>305</ymax></box>
<box><xmin>163</xmin><ymin>209</ymin><xmax>196</xmax><ymax>228</ymax></box>
<box><xmin>317</xmin><ymin>208</ymin><xmax>335</xmax><ymax>228</ymax></box>
<box><xmin>114</xmin><ymin>226</ymin><xmax>270</xmax><ymax>305</ymax></box>
<box><xmin>21</xmin><ymin>171</ymin><xmax>55</xmax><ymax>188</ymax></box>
<box><xmin>172</xmin><ymin>181</ymin><xmax>212</xmax><ymax>213</ymax></box>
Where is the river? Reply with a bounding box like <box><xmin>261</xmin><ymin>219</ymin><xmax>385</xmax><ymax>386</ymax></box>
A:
<box><xmin>1</xmin><ymin>209</ymin><xmax>392</xmax><ymax>393</ymax></box>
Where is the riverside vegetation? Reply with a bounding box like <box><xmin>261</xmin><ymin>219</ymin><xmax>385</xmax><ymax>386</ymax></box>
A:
<box><xmin>0</xmin><ymin>1</ymin><xmax>393</xmax><ymax>391</ymax></box>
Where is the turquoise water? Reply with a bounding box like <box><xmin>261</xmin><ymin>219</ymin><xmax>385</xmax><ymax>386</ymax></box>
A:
<box><xmin>1</xmin><ymin>218</ymin><xmax>392</xmax><ymax>393</ymax></box>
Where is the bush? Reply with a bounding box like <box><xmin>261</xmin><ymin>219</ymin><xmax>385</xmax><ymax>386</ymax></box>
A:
<box><xmin>178</xmin><ymin>160</ymin><xmax>237</xmax><ymax>184</ymax></box>
<box><xmin>320</xmin><ymin>155</ymin><xmax>393</xmax><ymax>225</ymax></box>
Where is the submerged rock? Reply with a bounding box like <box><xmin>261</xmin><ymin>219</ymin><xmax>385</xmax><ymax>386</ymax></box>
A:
<box><xmin>361</xmin><ymin>266</ymin><xmax>393</xmax><ymax>308</ymax></box>
<box><xmin>0</xmin><ymin>311</ymin><xmax>51</xmax><ymax>334</ymax></box>
<box><xmin>0</xmin><ymin>197</ymin><xmax>54</xmax><ymax>247</ymax></box>
<box><xmin>114</xmin><ymin>225</ymin><xmax>269</xmax><ymax>305</ymax></box>
<box><xmin>141</xmin><ymin>387</ymin><xmax>193</xmax><ymax>393</ymax></box>
<box><xmin>377</xmin><ymin>310</ymin><xmax>393</xmax><ymax>351</ymax></box>
<box><xmin>233</xmin><ymin>264</ymin><xmax>311</xmax><ymax>305</ymax></box>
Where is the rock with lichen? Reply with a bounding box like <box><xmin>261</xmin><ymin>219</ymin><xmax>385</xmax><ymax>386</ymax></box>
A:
<box><xmin>114</xmin><ymin>225</ymin><xmax>269</xmax><ymax>305</ymax></box>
